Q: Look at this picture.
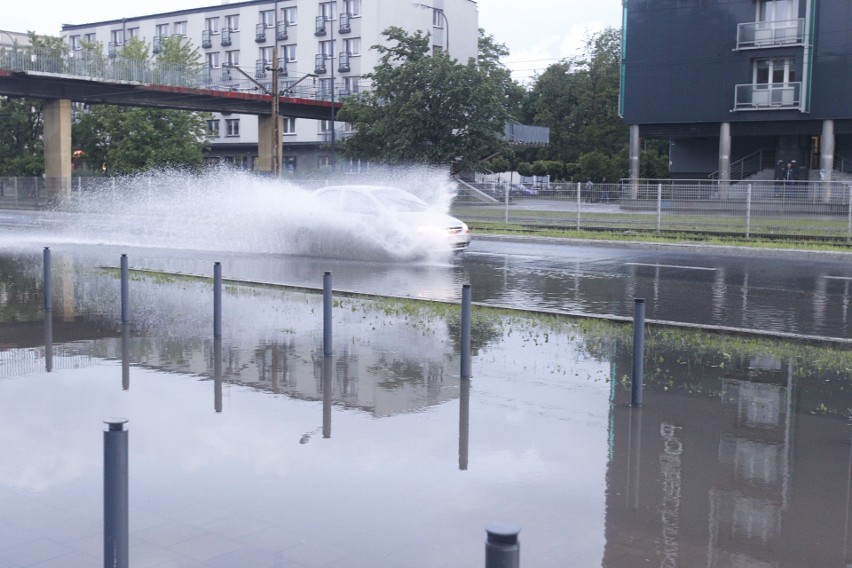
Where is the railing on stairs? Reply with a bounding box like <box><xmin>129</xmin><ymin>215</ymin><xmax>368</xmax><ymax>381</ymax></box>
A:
<box><xmin>708</xmin><ymin>148</ymin><xmax>775</xmax><ymax>181</ymax></box>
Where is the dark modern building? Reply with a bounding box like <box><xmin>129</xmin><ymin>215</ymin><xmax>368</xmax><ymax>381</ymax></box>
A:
<box><xmin>621</xmin><ymin>0</ymin><xmax>852</xmax><ymax>182</ymax></box>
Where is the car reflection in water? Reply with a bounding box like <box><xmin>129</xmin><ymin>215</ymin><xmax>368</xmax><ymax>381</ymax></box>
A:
<box><xmin>306</xmin><ymin>185</ymin><xmax>471</xmax><ymax>260</ymax></box>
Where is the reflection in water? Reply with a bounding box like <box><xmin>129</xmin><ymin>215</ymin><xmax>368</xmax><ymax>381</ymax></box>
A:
<box><xmin>213</xmin><ymin>337</ymin><xmax>222</xmax><ymax>413</ymax></box>
<box><xmin>121</xmin><ymin>323</ymin><xmax>129</xmax><ymax>390</ymax></box>
<box><xmin>459</xmin><ymin>378</ymin><xmax>470</xmax><ymax>471</ymax></box>
<box><xmin>43</xmin><ymin>310</ymin><xmax>52</xmax><ymax>373</ymax></box>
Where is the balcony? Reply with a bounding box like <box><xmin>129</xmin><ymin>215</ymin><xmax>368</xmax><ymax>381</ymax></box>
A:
<box><xmin>339</xmin><ymin>13</ymin><xmax>351</xmax><ymax>34</ymax></box>
<box><xmin>734</xmin><ymin>82</ymin><xmax>801</xmax><ymax>110</ymax></box>
<box><xmin>277</xmin><ymin>21</ymin><xmax>288</xmax><ymax>41</ymax></box>
<box><xmin>221</xmin><ymin>28</ymin><xmax>232</xmax><ymax>47</ymax></box>
<box><xmin>256</xmin><ymin>59</ymin><xmax>268</xmax><ymax>79</ymax></box>
<box><xmin>152</xmin><ymin>35</ymin><xmax>165</xmax><ymax>54</ymax></box>
<box><xmin>736</xmin><ymin>19</ymin><xmax>804</xmax><ymax>50</ymax></box>
<box><xmin>202</xmin><ymin>30</ymin><xmax>212</xmax><ymax>49</ymax></box>
<box><xmin>256</xmin><ymin>23</ymin><xmax>267</xmax><ymax>42</ymax></box>
<box><xmin>315</xmin><ymin>16</ymin><xmax>327</xmax><ymax>36</ymax></box>
<box><xmin>315</xmin><ymin>54</ymin><xmax>327</xmax><ymax>74</ymax></box>
<box><xmin>338</xmin><ymin>52</ymin><xmax>351</xmax><ymax>73</ymax></box>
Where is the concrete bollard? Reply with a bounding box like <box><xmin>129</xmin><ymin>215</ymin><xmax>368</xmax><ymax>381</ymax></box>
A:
<box><xmin>461</xmin><ymin>284</ymin><xmax>472</xmax><ymax>380</ymax></box>
<box><xmin>120</xmin><ymin>255</ymin><xmax>129</xmax><ymax>324</ymax></box>
<box><xmin>485</xmin><ymin>523</ymin><xmax>520</xmax><ymax>568</ymax></box>
<box><xmin>213</xmin><ymin>262</ymin><xmax>222</xmax><ymax>339</ymax></box>
<box><xmin>104</xmin><ymin>419</ymin><xmax>129</xmax><ymax>568</ymax></box>
<box><xmin>323</xmin><ymin>272</ymin><xmax>332</xmax><ymax>357</ymax></box>
<box><xmin>43</xmin><ymin>247</ymin><xmax>51</xmax><ymax>311</ymax></box>
<box><xmin>632</xmin><ymin>298</ymin><xmax>645</xmax><ymax>407</ymax></box>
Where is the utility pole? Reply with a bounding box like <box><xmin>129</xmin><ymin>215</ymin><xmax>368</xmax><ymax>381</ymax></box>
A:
<box><xmin>271</xmin><ymin>46</ymin><xmax>280</xmax><ymax>178</ymax></box>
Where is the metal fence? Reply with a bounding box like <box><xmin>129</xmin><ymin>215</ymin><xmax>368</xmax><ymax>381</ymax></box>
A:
<box><xmin>454</xmin><ymin>179</ymin><xmax>852</xmax><ymax>242</ymax></box>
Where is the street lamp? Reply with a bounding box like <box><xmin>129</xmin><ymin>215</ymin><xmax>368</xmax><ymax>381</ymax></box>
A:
<box><xmin>412</xmin><ymin>3</ymin><xmax>448</xmax><ymax>53</ymax></box>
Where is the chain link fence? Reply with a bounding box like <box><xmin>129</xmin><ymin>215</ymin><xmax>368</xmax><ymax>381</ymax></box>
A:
<box><xmin>454</xmin><ymin>179</ymin><xmax>852</xmax><ymax>242</ymax></box>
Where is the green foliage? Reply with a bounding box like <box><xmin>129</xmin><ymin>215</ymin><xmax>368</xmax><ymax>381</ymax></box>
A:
<box><xmin>0</xmin><ymin>98</ymin><xmax>45</xmax><ymax>175</ymax></box>
<box><xmin>487</xmin><ymin>156</ymin><xmax>511</xmax><ymax>173</ymax></box>
<box><xmin>73</xmin><ymin>35</ymin><xmax>208</xmax><ymax>175</ymax></box>
<box><xmin>337</xmin><ymin>27</ymin><xmax>512</xmax><ymax>170</ymax></box>
<box><xmin>517</xmin><ymin>162</ymin><xmax>533</xmax><ymax>177</ymax></box>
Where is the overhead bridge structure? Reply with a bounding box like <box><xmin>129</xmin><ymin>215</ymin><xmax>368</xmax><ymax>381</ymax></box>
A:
<box><xmin>0</xmin><ymin>49</ymin><xmax>340</xmax><ymax>196</ymax></box>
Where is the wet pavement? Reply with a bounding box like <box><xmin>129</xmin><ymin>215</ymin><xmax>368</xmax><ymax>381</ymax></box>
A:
<box><xmin>1</xmin><ymin>249</ymin><xmax>852</xmax><ymax>567</ymax></box>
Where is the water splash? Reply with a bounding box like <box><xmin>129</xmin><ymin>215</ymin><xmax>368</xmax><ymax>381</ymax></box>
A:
<box><xmin>46</xmin><ymin>165</ymin><xmax>461</xmax><ymax>261</ymax></box>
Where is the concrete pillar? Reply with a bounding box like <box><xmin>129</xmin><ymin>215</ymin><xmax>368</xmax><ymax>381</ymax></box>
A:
<box><xmin>629</xmin><ymin>124</ymin><xmax>640</xmax><ymax>199</ymax></box>
<box><xmin>257</xmin><ymin>114</ymin><xmax>282</xmax><ymax>173</ymax></box>
<box><xmin>718</xmin><ymin>122</ymin><xmax>731</xmax><ymax>199</ymax></box>
<box><xmin>821</xmin><ymin>119</ymin><xmax>835</xmax><ymax>185</ymax></box>
<box><xmin>43</xmin><ymin>99</ymin><xmax>72</xmax><ymax>199</ymax></box>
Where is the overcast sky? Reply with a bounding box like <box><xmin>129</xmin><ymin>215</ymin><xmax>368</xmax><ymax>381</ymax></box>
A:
<box><xmin>3</xmin><ymin>0</ymin><xmax>623</xmax><ymax>83</ymax></box>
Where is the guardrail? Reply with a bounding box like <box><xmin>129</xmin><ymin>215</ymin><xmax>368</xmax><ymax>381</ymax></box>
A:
<box><xmin>454</xmin><ymin>179</ymin><xmax>852</xmax><ymax>242</ymax></box>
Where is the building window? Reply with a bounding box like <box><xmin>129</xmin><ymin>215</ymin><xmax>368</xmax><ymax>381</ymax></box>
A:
<box><xmin>320</xmin><ymin>39</ymin><xmax>335</xmax><ymax>58</ymax></box>
<box><xmin>70</xmin><ymin>35</ymin><xmax>81</xmax><ymax>50</ymax></box>
<box><xmin>111</xmin><ymin>29</ymin><xmax>125</xmax><ymax>46</ymax></box>
<box><xmin>226</xmin><ymin>50</ymin><xmax>240</xmax><ymax>66</ymax></box>
<box><xmin>84</xmin><ymin>33</ymin><xmax>96</xmax><ymax>44</ymax></box>
<box><xmin>282</xmin><ymin>6</ymin><xmax>298</xmax><ymax>25</ymax></box>
<box><xmin>757</xmin><ymin>0</ymin><xmax>799</xmax><ymax>22</ymax></box>
<box><xmin>259</xmin><ymin>46</ymin><xmax>273</xmax><ymax>64</ymax></box>
<box><xmin>225</xmin><ymin>14</ymin><xmax>240</xmax><ymax>32</ymax></box>
<box><xmin>320</xmin><ymin>1</ymin><xmax>337</xmax><ymax>20</ymax></box>
<box><xmin>225</xmin><ymin>119</ymin><xmax>240</xmax><ymax>137</ymax></box>
<box><xmin>343</xmin><ymin>76</ymin><xmax>360</xmax><ymax>94</ymax></box>
<box><xmin>754</xmin><ymin>57</ymin><xmax>796</xmax><ymax>85</ymax></box>
<box><xmin>343</xmin><ymin>37</ymin><xmax>360</xmax><ymax>56</ymax></box>
<box><xmin>344</xmin><ymin>0</ymin><xmax>361</xmax><ymax>16</ymax></box>
<box><xmin>207</xmin><ymin>119</ymin><xmax>220</xmax><ymax>137</ymax></box>
<box><xmin>283</xmin><ymin>44</ymin><xmax>297</xmax><ymax>62</ymax></box>
<box><xmin>432</xmin><ymin>9</ymin><xmax>444</xmax><ymax>28</ymax></box>
<box><xmin>156</xmin><ymin>23</ymin><xmax>170</xmax><ymax>38</ymax></box>
<box><xmin>260</xmin><ymin>10</ymin><xmax>275</xmax><ymax>28</ymax></box>
<box><xmin>319</xmin><ymin>78</ymin><xmax>333</xmax><ymax>98</ymax></box>
<box><xmin>174</xmin><ymin>21</ymin><xmax>187</xmax><ymax>36</ymax></box>
<box><xmin>206</xmin><ymin>17</ymin><xmax>220</xmax><ymax>33</ymax></box>
<box><xmin>283</xmin><ymin>117</ymin><xmax>296</xmax><ymax>134</ymax></box>
<box><xmin>206</xmin><ymin>52</ymin><xmax>220</xmax><ymax>68</ymax></box>
<box><xmin>127</xmin><ymin>28</ymin><xmax>139</xmax><ymax>39</ymax></box>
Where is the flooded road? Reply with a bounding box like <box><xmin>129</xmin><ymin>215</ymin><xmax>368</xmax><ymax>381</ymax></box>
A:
<box><xmin>0</xmin><ymin>252</ymin><xmax>851</xmax><ymax>567</ymax></box>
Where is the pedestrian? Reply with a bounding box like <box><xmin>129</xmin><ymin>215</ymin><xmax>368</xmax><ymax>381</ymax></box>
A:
<box><xmin>783</xmin><ymin>161</ymin><xmax>796</xmax><ymax>198</ymax></box>
<box><xmin>585</xmin><ymin>179</ymin><xmax>594</xmax><ymax>202</ymax></box>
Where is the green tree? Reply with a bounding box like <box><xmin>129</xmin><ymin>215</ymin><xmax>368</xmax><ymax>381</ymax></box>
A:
<box><xmin>337</xmin><ymin>27</ymin><xmax>510</xmax><ymax>170</ymax></box>
<box><xmin>525</xmin><ymin>28</ymin><xmax>627</xmax><ymax>167</ymax></box>
<box><xmin>73</xmin><ymin>36</ymin><xmax>209</xmax><ymax>174</ymax></box>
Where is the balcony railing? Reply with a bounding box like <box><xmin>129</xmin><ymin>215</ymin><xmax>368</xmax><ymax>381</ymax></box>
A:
<box><xmin>221</xmin><ymin>28</ymin><xmax>232</xmax><ymax>46</ymax></box>
<box><xmin>736</xmin><ymin>19</ymin><xmax>804</xmax><ymax>49</ymax></box>
<box><xmin>339</xmin><ymin>13</ymin><xmax>351</xmax><ymax>34</ymax></box>
<box><xmin>734</xmin><ymin>82</ymin><xmax>801</xmax><ymax>110</ymax></box>
<box><xmin>277</xmin><ymin>21</ymin><xmax>288</xmax><ymax>41</ymax></box>
<box><xmin>338</xmin><ymin>52</ymin><xmax>350</xmax><ymax>73</ymax></box>
<box><xmin>202</xmin><ymin>30</ymin><xmax>212</xmax><ymax>49</ymax></box>
<box><xmin>315</xmin><ymin>54</ymin><xmax>327</xmax><ymax>74</ymax></box>
<box><xmin>256</xmin><ymin>23</ymin><xmax>267</xmax><ymax>42</ymax></box>
<box><xmin>152</xmin><ymin>35</ymin><xmax>165</xmax><ymax>54</ymax></box>
<box><xmin>315</xmin><ymin>16</ymin><xmax>327</xmax><ymax>36</ymax></box>
<box><xmin>255</xmin><ymin>59</ymin><xmax>268</xmax><ymax>79</ymax></box>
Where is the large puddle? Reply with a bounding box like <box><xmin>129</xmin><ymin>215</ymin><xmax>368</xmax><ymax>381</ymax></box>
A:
<box><xmin>1</xmin><ymin>251</ymin><xmax>851</xmax><ymax>567</ymax></box>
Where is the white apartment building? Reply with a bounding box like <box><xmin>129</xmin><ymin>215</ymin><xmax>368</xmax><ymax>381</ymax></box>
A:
<box><xmin>61</xmin><ymin>0</ymin><xmax>479</xmax><ymax>172</ymax></box>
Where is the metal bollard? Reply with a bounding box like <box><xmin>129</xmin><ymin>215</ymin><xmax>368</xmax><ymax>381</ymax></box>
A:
<box><xmin>43</xmin><ymin>247</ymin><xmax>51</xmax><ymax>311</ymax></box>
<box><xmin>213</xmin><ymin>262</ymin><xmax>222</xmax><ymax>339</ymax></box>
<box><xmin>461</xmin><ymin>284</ymin><xmax>472</xmax><ymax>380</ymax></box>
<box><xmin>632</xmin><ymin>298</ymin><xmax>645</xmax><ymax>407</ymax></box>
<box><xmin>323</xmin><ymin>272</ymin><xmax>332</xmax><ymax>357</ymax></box>
<box><xmin>104</xmin><ymin>419</ymin><xmax>129</xmax><ymax>568</ymax></box>
<box><xmin>485</xmin><ymin>523</ymin><xmax>520</xmax><ymax>568</ymax></box>
<box><xmin>120</xmin><ymin>254</ymin><xmax>129</xmax><ymax>324</ymax></box>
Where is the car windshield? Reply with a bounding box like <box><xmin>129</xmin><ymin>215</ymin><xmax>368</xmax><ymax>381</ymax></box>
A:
<box><xmin>371</xmin><ymin>188</ymin><xmax>429</xmax><ymax>212</ymax></box>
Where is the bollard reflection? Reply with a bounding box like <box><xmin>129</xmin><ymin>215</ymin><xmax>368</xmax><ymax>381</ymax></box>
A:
<box><xmin>121</xmin><ymin>323</ymin><xmax>129</xmax><ymax>390</ymax></box>
<box><xmin>626</xmin><ymin>406</ymin><xmax>642</xmax><ymax>511</ymax></box>
<box><xmin>459</xmin><ymin>378</ymin><xmax>470</xmax><ymax>471</ymax></box>
<box><xmin>322</xmin><ymin>355</ymin><xmax>333</xmax><ymax>439</ymax></box>
<box><xmin>214</xmin><ymin>338</ymin><xmax>223</xmax><ymax>413</ymax></box>
<box><xmin>43</xmin><ymin>309</ymin><xmax>53</xmax><ymax>373</ymax></box>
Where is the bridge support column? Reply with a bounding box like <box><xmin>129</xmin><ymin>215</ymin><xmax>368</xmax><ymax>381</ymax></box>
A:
<box><xmin>43</xmin><ymin>99</ymin><xmax>72</xmax><ymax>199</ymax></box>
<box><xmin>629</xmin><ymin>124</ymin><xmax>640</xmax><ymax>199</ymax></box>
<box><xmin>718</xmin><ymin>122</ymin><xmax>731</xmax><ymax>199</ymax></box>
<box><xmin>257</xmin><ymin>115</ymin><xmax>282</xmax><ymax>174</ymax></box>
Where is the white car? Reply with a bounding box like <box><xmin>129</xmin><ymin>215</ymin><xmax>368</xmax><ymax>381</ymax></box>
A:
<box><xmin>312</xmin><ymin>185</ymin><xmax>472</xmax><ymax>254</ymax></box>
